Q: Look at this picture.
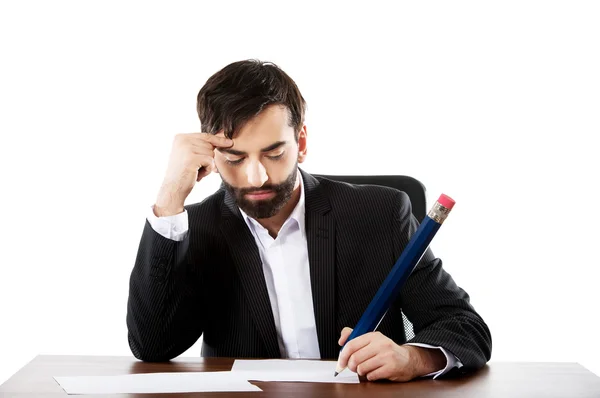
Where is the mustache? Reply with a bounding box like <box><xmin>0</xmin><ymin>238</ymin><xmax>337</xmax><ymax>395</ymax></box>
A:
<box><xmin>236</xmin><ymin>184</ymin><xmax>284</xmax><ymax>195</ymax></box>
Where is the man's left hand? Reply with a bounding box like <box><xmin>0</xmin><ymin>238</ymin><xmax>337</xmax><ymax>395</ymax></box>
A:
<box><xmin>337</xmin><ymin>327</ymin><xmax>446</xmax><ymax>382</ymax></box>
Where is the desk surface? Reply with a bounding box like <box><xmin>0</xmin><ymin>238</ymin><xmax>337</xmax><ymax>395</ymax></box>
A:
<box><xmin>1</xmin><ymin>355</ymin><xmax>600</xmax><ymax>398</ymax></box>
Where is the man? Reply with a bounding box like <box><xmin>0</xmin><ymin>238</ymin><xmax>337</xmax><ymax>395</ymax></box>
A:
<box><xmin>127</xmin><ymin>59</ymin><xmax>492</xmax><ymax>382</ymax></box>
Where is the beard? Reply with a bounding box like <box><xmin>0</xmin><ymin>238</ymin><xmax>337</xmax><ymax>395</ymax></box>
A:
<box><xmin>222</xmin><ymin>162</ymin><xmax>299</xmax><ymax>219</ymax></box>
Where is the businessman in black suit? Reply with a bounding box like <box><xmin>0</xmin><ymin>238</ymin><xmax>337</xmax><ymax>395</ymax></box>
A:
<box><xmin>127</xmin><ymin>59</ymin><xmax>492</xmax><ymax>382</ymax></box>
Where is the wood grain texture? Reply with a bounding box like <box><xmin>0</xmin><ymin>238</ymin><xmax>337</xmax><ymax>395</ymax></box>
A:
<box><xmin>2</xmin><ymin>356</ymin><xmax>600</xmax><ymax>398</ymax></box>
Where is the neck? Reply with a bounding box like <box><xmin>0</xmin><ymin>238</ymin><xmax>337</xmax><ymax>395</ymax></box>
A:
<box><xmin>257</xmin><ymin>172</ymin><xmax>301</xmax><ymax>239</ymax></box>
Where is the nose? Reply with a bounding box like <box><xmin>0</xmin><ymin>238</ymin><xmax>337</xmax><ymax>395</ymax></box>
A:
<box><xmin>246</xmin><ymin>159</ymin><xmax>268</xmax><ymax>187</ymax></box>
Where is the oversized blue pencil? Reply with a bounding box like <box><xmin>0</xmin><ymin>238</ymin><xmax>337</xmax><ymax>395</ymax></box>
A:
<box><xmin>334</xmin><ymin>194</ymin><xmax>456</xmax><ymax>376</ymax></box>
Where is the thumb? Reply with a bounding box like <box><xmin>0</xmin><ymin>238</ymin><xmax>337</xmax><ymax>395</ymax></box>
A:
<box><xmin>196</xmin><ymin>162</ymin><xmax>216</xmax><ymax>181</ymax></box>
<box><xmin>338</xmin><ymin>327</ymin><xmax>353</xmax><ymax>346</ymax></box>
<box><xmin>196</xmin><ymin>166</ymin><xmax>210</xmax><ymax>181</ymax></box>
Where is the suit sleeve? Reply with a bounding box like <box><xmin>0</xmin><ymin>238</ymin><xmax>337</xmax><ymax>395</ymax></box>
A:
<box><xmin>393</xmin><ymin>191</ymin><xmax>492</xmax><ymax>374</ymax></box>
<box><xmin>126</xmin><ymin>218</ymin><xmax>204</xmax><ymax>362</ymax></box>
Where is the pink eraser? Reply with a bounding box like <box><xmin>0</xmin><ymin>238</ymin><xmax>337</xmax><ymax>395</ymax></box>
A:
<box><xmin>437</xmin><ymin>194</ymin><xmax>455</xmax><ymax>210</ymax></box>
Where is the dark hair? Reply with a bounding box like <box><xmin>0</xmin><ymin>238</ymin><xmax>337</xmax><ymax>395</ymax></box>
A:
<box><xmin>197</xmin><ymin>59</ymin><xmax>306</xmax><ymax>141</ymax></box>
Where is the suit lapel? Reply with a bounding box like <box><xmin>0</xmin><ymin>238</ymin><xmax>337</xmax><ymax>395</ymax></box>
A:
<box><xmin>220</xmin><ymin>190</ymin><xmax>280</xmax><ymax>358</ymax></box>
<box><xmin>302</xmin><ymin>170</ymin><xmax>338</xmax><ymax>359</ymax></box>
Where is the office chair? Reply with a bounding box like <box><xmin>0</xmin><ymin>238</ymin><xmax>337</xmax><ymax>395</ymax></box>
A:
<box><xmin>313</xmin><ymin>174</ymin><xmax>427</xmax><ymax>222</ymax></box>
<box><xmin>313</xmin><ymin>173</ymin><xmax>427</xmax><ymax>342</ymax></box>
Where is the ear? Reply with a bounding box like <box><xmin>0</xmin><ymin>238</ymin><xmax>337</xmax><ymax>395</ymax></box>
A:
<box><xmin>297</xmin><ymin>125</ymin><xmax>308</xmax><ymax>163</ymax></box>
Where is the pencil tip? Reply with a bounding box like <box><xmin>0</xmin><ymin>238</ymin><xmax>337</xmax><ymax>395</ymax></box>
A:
<box><xmin>334</xmin><ymin>372</ymin><xmax>339</xmax><ymax>377</ymax></box>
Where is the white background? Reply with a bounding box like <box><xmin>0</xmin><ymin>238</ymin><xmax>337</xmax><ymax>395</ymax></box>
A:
<box><xmin>1</xmin><ymin>0</ymin><xmax>599</xmax><ymax>385</ymax></box>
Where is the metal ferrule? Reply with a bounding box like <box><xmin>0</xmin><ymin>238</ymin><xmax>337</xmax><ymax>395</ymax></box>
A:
<box><xmin>427</xmin><ymin>202</ymin><xmax>451</xmax><ymax>224</ymax></box>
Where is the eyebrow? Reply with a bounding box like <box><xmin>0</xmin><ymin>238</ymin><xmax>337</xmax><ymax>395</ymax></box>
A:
<box><xmin>218</xmin><ymin>140</ymin><xmax>287</xmax><ymax>156</ymax></box>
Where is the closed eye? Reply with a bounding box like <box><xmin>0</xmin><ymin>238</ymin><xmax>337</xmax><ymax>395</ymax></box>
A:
<box><xmin>224</xmin><ymin>157</ymin><xmax>244</xmax><ymax>165</ymax></box>
<box><xmin>266</xmin><ymin>152</ymin><xmax>284</xmax><ymax>160</ymax></box>
<box><xmin>224</xmin><ymin>151</ymin><xmax>285</xmax><ymax>166</ymax></box>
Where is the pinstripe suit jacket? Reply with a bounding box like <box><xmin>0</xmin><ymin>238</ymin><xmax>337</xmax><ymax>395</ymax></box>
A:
<box><xmin>127</xmin><ymin>169</ymin><xmax>492</xmax><ymax>375</ymax></box>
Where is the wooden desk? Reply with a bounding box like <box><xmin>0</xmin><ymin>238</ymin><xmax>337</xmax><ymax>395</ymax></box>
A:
<box><xmin>1</xmin><ymin>355</ymin><xmax>599</xmax><ymax>397</ymax></box>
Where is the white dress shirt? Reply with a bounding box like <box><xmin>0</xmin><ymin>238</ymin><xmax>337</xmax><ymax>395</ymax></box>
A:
<box><xmin>147</xmin><ymin>173</ymin><xmax>462</xmax><ymax>378</ymax></box>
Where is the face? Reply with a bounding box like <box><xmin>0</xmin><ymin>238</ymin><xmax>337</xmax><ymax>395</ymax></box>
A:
<box><xmin>214</xmin><ymin>105</ymin><xmax>307</xmax><ymax>219</ymax></box>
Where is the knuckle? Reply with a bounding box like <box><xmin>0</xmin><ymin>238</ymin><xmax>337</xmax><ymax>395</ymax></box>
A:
<box><xmin>353</xmin><ymin>351</ymin><xmax>364</xmax><ymax>363</ymax></box>
<box><xmin>175</xmin><ymin>133</ymin><xmax>188</xmax><ymax>143</ymax></box>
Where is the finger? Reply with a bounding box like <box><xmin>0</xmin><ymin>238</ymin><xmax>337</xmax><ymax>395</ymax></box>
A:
<box><xmin>189</xmin><ymin>144</ymin><xmax>217</xmax><ymax>157</ymax></box>
<box><xmin>184</xmin><ymin>132</ymin><xmax>233</xmax><ymax>148</ymax></box>
<box><xmin>196</xmin><ymin>166</ymin><xmax>211</xmax><ymax>181</ymax></box>
<box><xmin>187</xmin><ymin>129</ymin><xmax>225</xmax><ymax>138</ymax></box>
<box><xmin>356</xmin><ymin>354</ymin><xmax>386</xmax><ymax>377</ymax></box>
<box><xmin>347</xmin><ymin>345</ymin><xmax>379</xmax><ymax>373</ymax></box>
<box><xmin>338</xmin><ymin>327</ymin><xmax>353</xmax><ymax>346</ymax></box>
<box><xmin>196</xmin><ymin>158</ymin><xmax>217</xmax><ymax>181</ymax></box>
<box><xmin>193</xmin><ymin>155</ymin><xmax>215</xmax><ymax>169</ymax></box>
<box><xmin>366</xmin><ymin>364</ymin><xmax>392</xmax><ymax>382</ymax></box>
<box><xmin>337</xmin><ymin>333</ymin><xmax>373</xmax><ymax>369</ymax></box>
<box><xmin>195</xmin><ymin>133</ymin><xmax>233</xmax><ymax>148</ymax></box>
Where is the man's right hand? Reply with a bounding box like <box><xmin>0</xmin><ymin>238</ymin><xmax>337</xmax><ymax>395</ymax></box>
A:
<box><xmin>154</xmin><ymin>133</ymin><xmax>233</xmax><ymax>217</ymax></box>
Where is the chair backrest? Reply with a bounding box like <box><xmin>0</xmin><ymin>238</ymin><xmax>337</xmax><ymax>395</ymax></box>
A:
<box><xmin>314</xmin><ymin>174</ymin><xmax>427</xmax><ymax>222</ymax></box>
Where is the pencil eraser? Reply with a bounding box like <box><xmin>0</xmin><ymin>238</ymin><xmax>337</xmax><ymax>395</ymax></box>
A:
<box><xmin>437</xmin><ymin>194</ymin><xmax>455</xmax><ymax>210</ymax></box>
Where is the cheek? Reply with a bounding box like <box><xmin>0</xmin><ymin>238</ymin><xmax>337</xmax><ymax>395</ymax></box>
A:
<box><xmin>266</xmin><ymin>154</ymin><xmax>296</xmax><ymax>180</ymax></box>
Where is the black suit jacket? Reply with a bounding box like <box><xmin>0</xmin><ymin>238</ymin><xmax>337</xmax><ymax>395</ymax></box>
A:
<box><xmin>127</xmin><ymin>170</ymin><xmax>492</xmax><ymax>375</ymax></box>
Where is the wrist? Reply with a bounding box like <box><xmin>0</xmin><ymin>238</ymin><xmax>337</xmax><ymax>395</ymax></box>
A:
<box><xmin>404</xmin><ymin>345</ymin><xmax>446</xmax><ymax>377</ymax></box>
<box><xmin>153</xmin><ymin>205</ymin><xmax>185</xmax><ymax>217</ymax></box>
<box><xmin>155</xmin><ymin>186</ymin><xmax>185</xmax><ymax>217</ymax></box>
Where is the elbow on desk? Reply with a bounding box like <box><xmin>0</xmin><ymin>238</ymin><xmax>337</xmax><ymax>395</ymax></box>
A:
<box><xmin>466</xmin><ymin>314</ymin><xmax>494</xmax><ymax>371</ymax></box>
<box><xmin>479</xmin><ymin>316</ymin><xmax>493</xmax><ymax>363</ymax></box>
<box><xmin>127</xmin><ymin>331</ymin><xmax>179</xmax><ymax>363</ymax></box>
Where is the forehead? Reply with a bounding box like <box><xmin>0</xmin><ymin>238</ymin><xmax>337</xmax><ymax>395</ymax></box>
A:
<box><xmin>217</xmin><ymin>105</ymin><xmax>294</xmax><ymax>150</ymax></box>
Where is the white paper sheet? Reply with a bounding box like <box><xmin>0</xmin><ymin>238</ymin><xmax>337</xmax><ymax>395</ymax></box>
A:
<box><xmin>53</xmin><ymin>371</ymin><xmax>262</xmax><ymax>395</ymax></box>
<box><xmin>231</xmin><ymin>359</ymin><xmax>360</xmax><ymax>384</ymax></box>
